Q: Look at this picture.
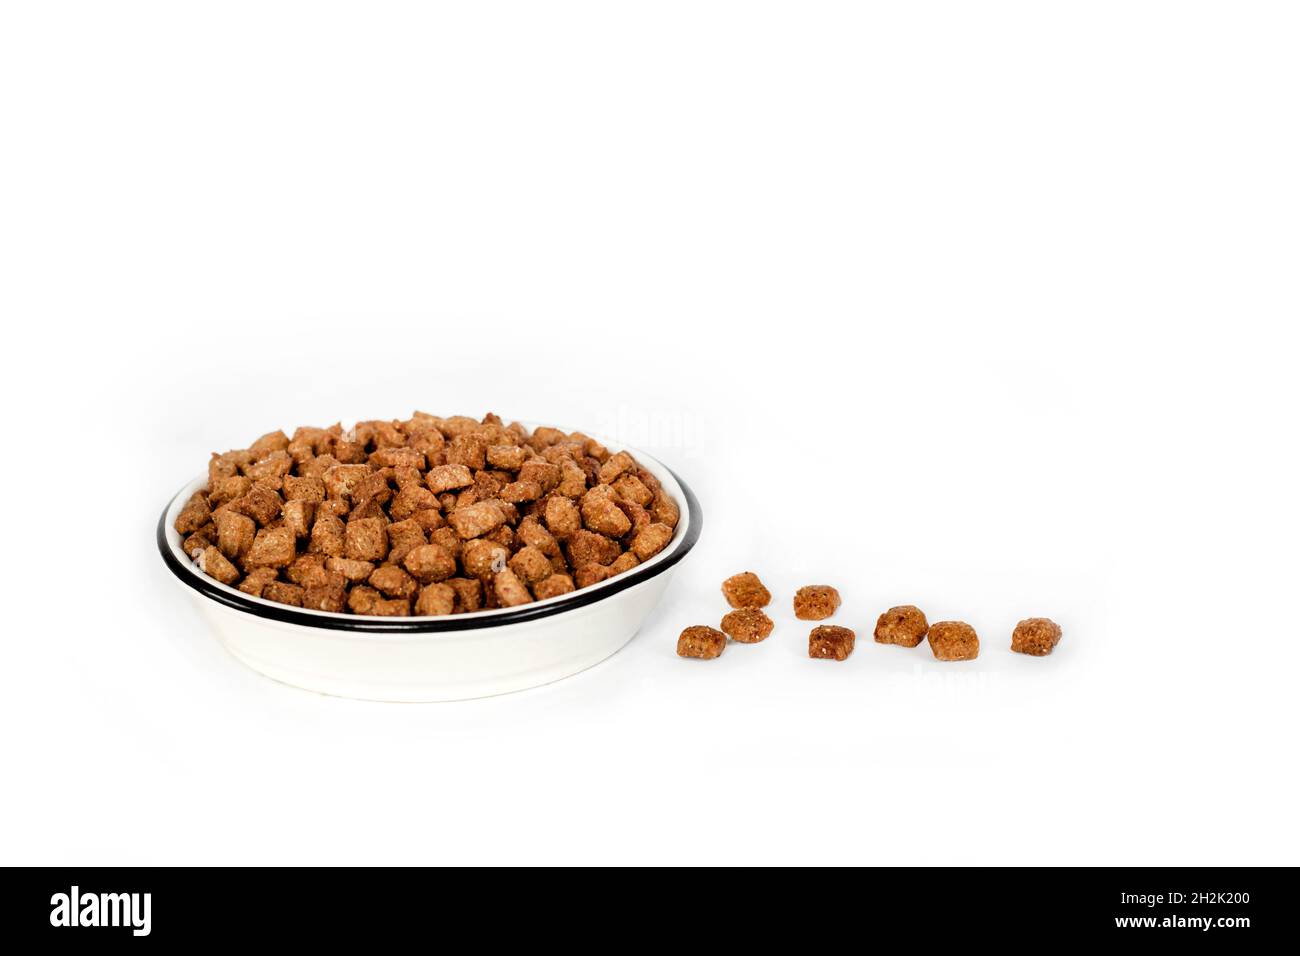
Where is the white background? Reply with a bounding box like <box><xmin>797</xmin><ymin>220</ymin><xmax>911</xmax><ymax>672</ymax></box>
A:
<box><xmin>3</xmin><ymin>2</ymin><xmax>1297</xmax><ymax>865</ymax></box>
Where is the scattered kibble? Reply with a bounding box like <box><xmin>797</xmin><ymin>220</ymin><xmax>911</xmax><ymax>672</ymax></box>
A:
<box><xmin>793</xmin><ymin>585</ymin><xmax>841</xmax><ymax>620</ymax></box>
<box><xmin>1011</xmin><ymin>617</ymin><xmax>1062</xmax><ymax>656</ymax></box>
<box><xmin>928</xmin><ymin>621</ymin><xmax>979</xmax><ymax>661</ymax></box>
<box><xmin>720</xmin><ymin>608</ymin><xmax>774</xmax><ymax>644</ymax></box>
<box><xmin>721</xmin><ymin>571</ymin><xmax>771</xmax><ymax>609</ymax></box>
<box><xmin>808</xmin><ymin>624</ymin><xmax>855</xmax><ymax>661</ymax></box>
<box><xmin>677</xmin><ymin>625</ymin><xmax>727</xmax><ymax>659</ymax></box>
<box><xmin>873</xmin><ymin>605</ymin><xmax>929</xmax><ymax>647</ymax></box>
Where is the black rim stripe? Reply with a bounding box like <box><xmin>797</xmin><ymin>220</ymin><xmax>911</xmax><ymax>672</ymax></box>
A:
<box><xmin>157</xmin><ymin>466</ymin><xmax>703</xmax><ymax>633</ymax></box>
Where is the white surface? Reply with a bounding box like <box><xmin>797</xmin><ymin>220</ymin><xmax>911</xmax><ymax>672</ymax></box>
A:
<box><xmin>161</xmin><ymin>443</ymin><xmax>694</xmax><ymax>701</ymax></box>
<box><xmin>2</xmin><ymin>2</ymin><xmax>1297</xmax><ymax>865</ymax></box>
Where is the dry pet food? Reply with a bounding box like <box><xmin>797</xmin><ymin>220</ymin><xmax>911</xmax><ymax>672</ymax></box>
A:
<box><xmin>873</xmin><ymin>605</ymin><xmax>929</xmax><ymax>647</ymax></box>
<box><xmin>177</xmin><ymin>412</ymin><xmax>679</xmax><ymax>616</ymax></box>
<box><xmin>677</xmin><ymin>625</ymin><xmax>726</xmax><ymax>659</ymax></box>
<box><xmin>721</xmin><ymin>572</ymin><xmax>771</xmax><ymax>609</ymax></box>
<box><xmin>720</xmin><ymin>608</ymin><xmax>774</xmax><ymax>644</ymax></box>
<box><xmin>793</xmin><ymin>585</ymin><xmax>841</xmax><ymax>620</ymax></box>
<box><xmin>1011</xmin><ymin>618</ymin><xmax>1062</xmax><ymax>656</ymax></box>
<box><xmin>928</xmin><ymin>621</ymin><xmax>980</xmax><ymax>661</ymax></box>
<box><xmin>808</xmin><ymin>625</ymin><xmax>855</xmax><ymax>661</ymax></box>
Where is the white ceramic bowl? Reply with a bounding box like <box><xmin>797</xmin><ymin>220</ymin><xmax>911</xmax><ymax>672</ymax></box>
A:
<box><xmin>158</xmin><ymin>435</ymin><xmax>701</xmax><ymax>702</ymax></box>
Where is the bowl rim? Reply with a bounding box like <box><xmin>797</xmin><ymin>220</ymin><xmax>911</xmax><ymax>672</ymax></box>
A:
<box><xmin>157</xmin><ymin>445</ymin><xmax>702</xmax><ymax>634</ymax></box>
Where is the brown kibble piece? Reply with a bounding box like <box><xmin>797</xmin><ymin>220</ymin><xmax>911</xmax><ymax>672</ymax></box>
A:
<box><xmin>565</xmin><ymin>530</ymin><xmax>621</xmax><ymax>568</ymax></box>
<box><xmin>197</xmin><ymin>547</ymin><xmax>240</xmax><ymax>586</ymax></box>
<box><xmin>808</xmin><ymin>624</ymin><xmax>855</xmax><ymax>661</ymax></box>
<box><xmin>874</xmin><ymin>605</ymin><xmax>929</xmax><ymax>647</ymax></box>
<box><xmin>410</xmin><ymin>507</ymin><xmax>445</xmax><ymax>534</ymax></box>
<box><xmin>414</xmin><ymin>582</ymin><xmax>456</xmax><ymax>616</ymax></box>
<box><xmin>1011</xmin><ymin>618</ymin><xmax>1062</xmax><ymax>657</ymax></box>
<box><xmin>263</xmin><ymin>581</ymin><xmax>305</xmax><ymax>607</ymax></box>
<box><xmin>393</xmin><ymin>467</ymin><xmax>424</xmax><ymax>490</ymax></box>
<box><xmin>325</xmin><ymin>556</ymin><xmax>374</xmax><ymax>583</ymax></box>
<box><xmin>447</xmin><ymin>433</ymin><xmax>487</xmax><ymax>470</ymax></box>
<box><xmin>245</xmin><ymin>450</ymin><xmax>292</xmax><ymax>482</ymax></box>
<box><xmin>322</xmin><ymin>464</ymin><xmax>371</xmax><ymax>501</ymax></box>
<box><xmin>309</xmin><ymin>513</ymin><xmax>345</xmax><ymax>557</ymax></box>
<box><xmin>528</xmin><ymin>426</ymin><xmax>565</xmax><ymax>450</ymax></box>
<box><xmin>303</xmin><ymin>575</ymin><xmax>348</xmax><ymax>613</ymax></box>
<box><xmin>574</xmin><ymin>563</ymin><xmax>613</xmax><ymax>588</ymax></box>
<box><xmin>448</xmin><ymin>500</ymin><xmax>507</xmax><ymax>539</ymax></box>
<box><xmin>462</xmin><ymin>538</ymin><xmax>509</xmax><ymax>579</ymax></box>
<box><xmin>344</xmin><ymin>517</ymin><xmax>389</xmax><ymax>561</ymax></box>
<box><xmin>486</xmin><ymin>444</ymin><xmax>527</xmax><ymax>470</ymax></box>
<box><xmin>611</xmin><ymin>473</ymin><xmax>653</xmax><ymax>507</ymax></box>
<box><xmin>493</xmin><ymin>568</ymin><xmax>534</xmax><ymax>607</ymax></box>
<box><xmin>238</xmin><ymin>567</ymin><xmax>279</xmax><ymax>598</ymax></box>
<box><xmin>630</xmin><ymin>522</ymin><xmax>672</xmax><ymax>560</ymax></box>
<box><xmin>533</xmin><ymin>573</ymin><xmax>575</xmax><ymax>600</ymax></box>
<box><xmin>722</xmin><ymin>572</ymin><xmax>771</xmax><ymax>609</ymax></box>
<box><xmin>348</xmin><ymin>496</ymin><xmax>384</xmax><ymax>521</ymax></box>
<box><xmin>406</xmin><ymin>430</ymin><xmax>444</xmax><ymax>461</ymax></box>
<box><xmin>426</xmin><ymin>463</ymin><xmax>475</xmax><ymax>494</ymax></box>
<box><xmin>174</xmin><ymin>491</ymin><xmax>212</xmax><ymax>535</ymax></box>
<box><xmin>609</xmin><ymin>551</ymin><xmax>640</xmax><ymax>575</ymax></box>
<box><xmin>208</xmin><ymin>451</ymin><xmax>240</xmax><ymax>483</ymax></box>
<box><xmin>207</xmin><ymin>475</ymin><xmax>251</xmax><ymax>508</ymax></box>
<box><xmin>402</xmin><ymin>543</ymin><xmax>457</xmax><ymax>584</ymax></box>
<box><xmin>428</xmin><ymin>526</ymin><xmax>462</xmax><ymax>558</ymax></box>
<box><xmin>445</xmin><ymin>577</ymin><xmax>482</xmax><ymax>612</ymax></box>
<box><xmin>614</xmin><ymin>499</ymin><xmax>650</xmax><ymax>536</ymax></box>
<box><xmin>350</xmin><ymin>470</ymin><xmax>393</xmax><ymax>507</ymax></box>
<box><xmin>556</xmin><ymin>459</ymin><xmax>588</xmax><ymax>497</ymax></box>
<box><xmin>370</xmin><ymin>598</ymin><xmax>411</xmax><ymax>617</ymax></box>
<box><xmin>928</xmin><ymin>621</ymin><xmax>980</xmax><ymax>661</ymax></box>
<box><xmin>282</xmin><ymin>500</ymin><xmax>316</xmax><ymax>539</ymax></box>
<box><xmin>347</xmin><ymin>585</ymin><xmax>381</xmax><ymax>615</ymax></box>
<box><xmin>283</xmin><ymin>475</ymin><xmax>326</xmax><ymax>503</ymax></box>
<box><xmin>543</xmin><ymin>496</ymin><xmax>582</xmax><ymax>536</ymax></box>
<box><xmin>249</xmin><ymin>430</ymin><xmax>289</xmax><ymax>457</ymax></box>
<box><xmin>465</xmin><ymin>474</ymin><xmax>500</xmax><ymax>504</ymax></box>
<box><xmin>245</xmin><ymin>525</ymin><xmax>297</xmax><ymax>568</ymax></box>
<box><xmin>580</xmin><ymin>487</ymin><xmax>632</xmax><ymax>537</ymax></box>
<box><xmin>721</xmin><ymin>608</ymin><xmax>774</xmax><ymax>644</ymax></box>
<box><xmin>385</xmin><ymin>518</ymin><xmax>427</xmax><ymax>564</ymax></box>
<box><xmin>517</xmin><ymin>516</ymin><xmax>561</xmax><ymax>557</ymax></box>
<box><xmin>214</xmin><ymin>509</ymin><xmax>255</xmax><ymax>562</ymax></box>
<box><xmin>229</xmin><ymin>484</ymin><xmax>282</xmax><ymax>526</ymax></box>
<box><xmin>181</xmin><ymin>532</ymin><xmax>213</xmax><ymax>559</ymax></box>
<box><xmin>316</xmin><ymin>499</ymin><xmax>349</xmax><ymax>520</ymax></box>
<box><xmin>793</xmin><ymin>585</ymin><xmax>841</xmax><ymax>621</ymax></box>
<box><xmin>369</xmin><ymin>564</ymin><xmax>418</xmax><ymax>599</ymax></box>
<box><xmin>598</xmin><ymin>451</ymin><xmax>634</xmax><ymax>484</ymax></box>
<box><xmin>369</xmin><ymin>447</ymin><xmax>424</xmax><ymax>470</ymax></box>
<box><xmin>518</xmin><ymin>459</ymin><xmax>561</xmax><ymax>492</ymax></box>
<box><xmin>300</xmin><ymin>454</ymin><xmax>342</xmax><ymax>478</ymax></box>
<box><xmin>650</xmin><ymin>491</ymin><xmax>679</xmax><ymax>529</ymax></box>
<box><xmin>286</xmin><ymin>552</ymin><xmax>331</xmax><ymax>588</ymax></box>
<box><xmin>389</xmin><ymin>483</ymin><xmax>440</xmax><ymax>520</ymax></box>
<box><xmin>677</xmin><ymin>625</ymin><xmax>726</xmax><ymax>660</ymax></box>
<box><xmin>507</xmin><ymin>545</ymin><xmax>552</xmax><ymax>584</ymax></box>
<box><xmin>500</xmin><ymin>480</ymin><xmax>543</xmax><ymax>504</ymax></box>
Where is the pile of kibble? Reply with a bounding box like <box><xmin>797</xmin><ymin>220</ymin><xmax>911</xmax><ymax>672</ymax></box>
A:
<box><xmin>678</xmin><ymin>572</ymin><xmax>1062</xmax><ymax>660</ymax></box>
<box><xmin>173</xmin><ymin>412</ymin><xmax>679</xmax><ymax>615</ymax></box>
